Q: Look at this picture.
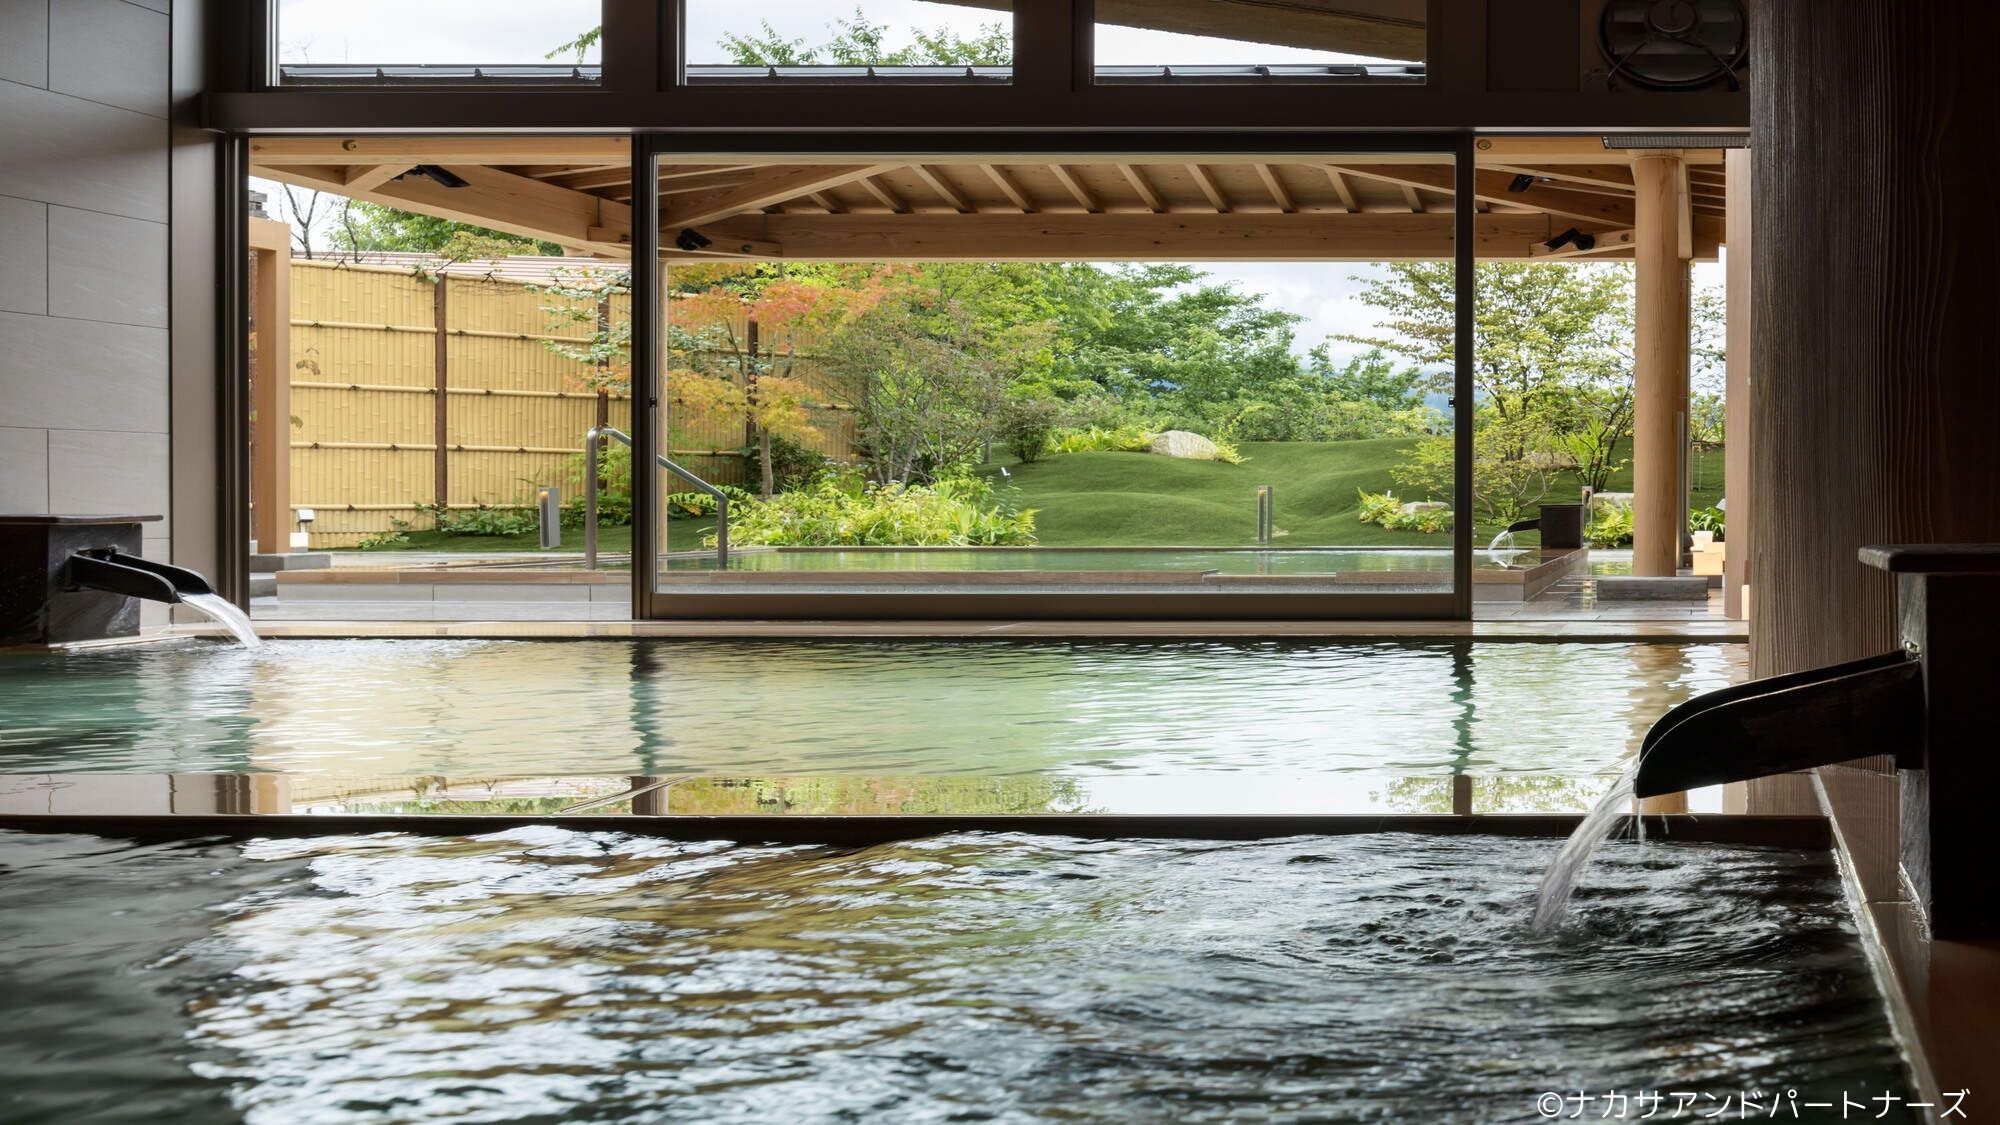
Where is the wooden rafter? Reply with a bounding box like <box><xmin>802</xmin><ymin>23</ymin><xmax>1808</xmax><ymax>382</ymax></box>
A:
<box><xmin>981</xmin><ymin>164</ymin><xmax>1036</xmax><ymax>213</ymax></box>
<box><xmin>856</xmin><ymin>175</ymin><xmax>909</xmax><ymax>214</ymax></box>
<box><xmin>1117</xmin><ymin>164</ymin><xmax>1166</xmax><ymax>213</ymax></box>
<box><xmin>1322</xmin><ymin>167</ymin><xmax>1360</xmax><ymax>213</ymax></box>
<box><xmin>663</xmin><ymin>164</ymin><xmax>896</xmax><ymax>229</ymax></box>
<box><xmin>1049</xmin><ymin>165</ymin><xmax>1102</xmax><ymax>213</ymax></box>
<box><xmin>1186</xmin><ymin>163</ymin><xmax>1232</xmax><ymax>213</ymax></box>
<box><xmin>911</xmin><ymin>165</ymin><xmax>973</xmax><ymax>213</ymax></box>
<box><xmin>1253</xmin><ymin>164</ymin><xmax>1297</xmax><ymax>213</ymax></box>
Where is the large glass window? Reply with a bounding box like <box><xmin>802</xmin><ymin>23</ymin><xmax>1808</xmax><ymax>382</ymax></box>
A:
<box><xmin>681</xmin><ymin>1</ymin><xmax>1013</xmax><ymax>82</ymax></box>
<box><xmin>274</xmin><ymin>0</ymin><xmax>602</xmax><ymax>84</ymax></box>
<box><xmin>644</xmin><ymin>149</ymin><xmax>1468</xmax><ymax>618</ymax></box>
<box><xmin>1093</xmin><ymin>0</ymin><xmax>1424</xmax><ymax>82</ymax></box>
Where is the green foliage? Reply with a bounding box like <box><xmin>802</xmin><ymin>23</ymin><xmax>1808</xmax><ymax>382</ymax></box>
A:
<box><xmin>997</xmin><ymin>391</ymin><xmax>1065</xmax><ymax>463</ymax></box>
<box><xmin>354</xmin><ymin>521</ymin><xmax>412</xmax><ymax>550</ymax></box>
<box><xmin>1049</xmin><ymin>424</ymin><xmax>1156</xmax><ymax>455</ymax></box>
<box><xmin>744</xmin><ymin>435</ymin><xmax>834</xmax><ymax>493</ymax></box>
<box><xmin>718</xmin><ymin>7</ymin><xmax>1012</xmax><ymax>66</ymax></box>
<box><xmin>1354</xmin><ymin>490</ymin><xmax>1452</xmax><ymax>534</ymax></box>
<box><xmin>667</xmin><ymin>485</ymin><xmax>756</xmax><ymax>519</ymax></box>
<box><xmin>1346</xmin><ymin>261</ymin><xmax>1726</xmax><ymax>495</ymax></box>
<box><xmin>720</xmin><ymin>476</ymin><xmax>1036</xmax><ymax>548</ymax></box>
<box><xmin>1393</xmin><ymin>408</ymin><xmax>1566</xmax><ymax>527</ymax></box>
<box><xmin>1689</xmin><ymin>505</ymin><xmax>1726</xmax><ymax>540</ymax></box>
<box><xmin>427</xmin><ymin>503</ymin><xmax>542</xmax><ymax>537</ymax></box>
<box><xmin>327</xmin><ymin>201</ymin><xmax>560</xmax><ymax>258</ymax></box>
<box><xmin>1586</xmin><ymin>502</ymin><xmax>1635</xmax><ymax>548</ymax></box>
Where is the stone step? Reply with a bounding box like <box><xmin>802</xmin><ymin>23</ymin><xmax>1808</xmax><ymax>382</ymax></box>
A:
<box><xmin>1596</xmin><ymin>575</ymin><xmax>1710</xmax><ymax>601</ymax></box>
<box><xmin>249</xmin><ymin>573</ymin><xmax>278</xmax><ymax>598</ymax></box>
<box><xmin>249</xmin><ymin>552</ymin><xmax>333</xmax><ymax>573</ymax></box>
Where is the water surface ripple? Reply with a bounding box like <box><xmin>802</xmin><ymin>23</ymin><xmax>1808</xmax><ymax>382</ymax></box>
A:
<box><xmin>0</xmin><ymin>829</ymin><xmax>1909</xmax><ymax>1123</ymax></box>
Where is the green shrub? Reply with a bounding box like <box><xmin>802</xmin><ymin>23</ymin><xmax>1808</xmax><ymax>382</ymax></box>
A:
<box><xmin>1355</xmin><ymin>489</ymin><xmax>1452</xmax><ymax>534</ymax></box>
<box><xmin>1050</xmin><ymin>424</ymin><xmax>1155</xmax><ymax>455</ymax></box>
<box><xmin>998</xmin><ymin>392</ymin><xmax>1065</xmax><ymax>463</ymax></box>
<box><xmin>355</xmin><ymin>521</ymin><xmax>411</xmax><ymax>550</ymax></box>
<box><xmin>1586</xmin><ymin>502</ymin><xmax>1635</xmax><ymax>548</ymax></box>
<box><xmin>1689</xmin><ymin>505</ymin><xmax>1726</xmax><ymax>541</ymax></box>
<box><xmin>744</xmin><ymin>435</ymin><xmax>834</xmax><ymax>493</ymax></box>
<box><xmin>716</xmin><ymin>476</ymin><xmax>1036</xmax><ymax>548</ymax></box>
<box><xmin>667</xmin><ymin>484</ymin><xmax>756</xmax><ymax>519</ymax></box>
<box><xmin>430</xmin><ymin>503</ymin><xmax>540</xmax><ymax>537</ymax></box>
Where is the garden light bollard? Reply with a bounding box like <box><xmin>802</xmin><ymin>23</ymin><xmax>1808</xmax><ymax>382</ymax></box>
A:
<box><xmin>1256</xmin><ymin>485</ymin><xmax>1274</xmax><ymax>544</ymax></box>
<box><xmin>538</xmin><ymin>486</ymin><xmax>562</xmax><ymax>551</ymax></box>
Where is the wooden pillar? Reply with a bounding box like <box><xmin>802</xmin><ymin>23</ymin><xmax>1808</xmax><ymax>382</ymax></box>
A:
<box><xmin>1750</xmin><ymin>1</ymin><xmax>2000</xmax><ymax>853</ymax></box>
<box><xmin>1723</xmin><ymin>149</ymin><xmax>1752</xmax><ymax>622</ymax></box>
<box><xmin>247</xmin><ymin>218</ymin><xmax>291</xmax><ymax>554</ymax></box>
<box><xmin>1631</xmin><ymin>154</ymin><xmax>1690</xmax><ymax>577</ymax></box>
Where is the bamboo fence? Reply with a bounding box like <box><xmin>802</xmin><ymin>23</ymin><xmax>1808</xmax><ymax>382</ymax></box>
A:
<box><xmin>287</xmin><ymin>259</ymin><xmax>856</xmax><ymax>546</ymax></box>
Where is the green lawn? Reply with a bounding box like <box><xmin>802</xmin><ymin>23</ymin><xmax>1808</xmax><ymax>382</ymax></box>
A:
<box><xmin>984</xmin><ymin>438</ymin><xmax>1433</xmax><ymax>547</ymax></box>
<box><xmin>341</xmin><ymin>441</ymin><xmax>1728</xmax><ymax>554</ymax></box>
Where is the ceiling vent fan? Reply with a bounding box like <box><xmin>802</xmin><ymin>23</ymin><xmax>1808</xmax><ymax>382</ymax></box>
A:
<box><xmin>1596</xmin><ymin>0</ymin><xmax>1748</xmax><ymax>91</ymax></box>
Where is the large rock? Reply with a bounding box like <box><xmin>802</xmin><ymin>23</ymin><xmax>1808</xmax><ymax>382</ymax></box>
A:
<box><xmin>1148</xmin><ymin>430</ymin><xmax>1224</xmax><ymax>460</ymax></box>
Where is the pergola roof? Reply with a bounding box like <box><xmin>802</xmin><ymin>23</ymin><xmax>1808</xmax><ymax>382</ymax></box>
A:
<box><xmin>249</xmin><ymin>136</ymin><xmax>1728</xmax><ymax>265</ymax></box>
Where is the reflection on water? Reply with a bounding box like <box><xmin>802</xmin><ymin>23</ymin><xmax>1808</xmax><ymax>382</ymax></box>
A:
<box><xmin>0</xmin><ymin>640</ymin><xmax>1744</xmax><ymax>784</ymax></box>
<box><xmin>0</xmin><ymin>829</ymin><xmax>1911</xmax><ymax>1123</ymax></box>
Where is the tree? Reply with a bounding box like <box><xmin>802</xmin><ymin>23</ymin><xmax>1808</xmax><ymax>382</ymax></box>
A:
<box><xmin>1346</xmin><ymin>261</ymin><xmax>1725</xmax><ymax>500</ymax></box>
<box><xmin>327</xmin><ymin>201</ymin><xmax>561</xmax><ymax>258</ymax></box>
<box><xmin>826</xmin><ymin>274</ymin><xmax>1022</xmax><ymax>484</ymax></box>
<box><xmin>671</xmin><ymin>278</ymin><xmax>846</xmax><ymax>498</ymax></box>
<box><xmin>721</xmin><ymin>9</ymin><xmax>1012</xmax><ymax>66</ymax></box>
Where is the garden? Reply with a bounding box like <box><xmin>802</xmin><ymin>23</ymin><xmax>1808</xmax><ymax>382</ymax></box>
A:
<box><xmin>352</xmin><ymin>254</ymin><xmax>1724</xmax><ymax>557</ymax></box>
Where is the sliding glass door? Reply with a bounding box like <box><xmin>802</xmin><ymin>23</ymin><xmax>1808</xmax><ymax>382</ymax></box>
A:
<box><xmin>633</xmin><ymin>135</ymin><xmax>1474</xmax><ymax>619</ymax></box>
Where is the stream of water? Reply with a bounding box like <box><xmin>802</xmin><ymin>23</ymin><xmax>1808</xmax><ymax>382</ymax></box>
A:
<box><xmin>178</xmin><ymin>593</ymin><xmax>260</xmax><ymax>648</ymax></box>
<box><xmin>1530</xmin><ymin>766</ymin><xmax>1637</xmax><ymax>933</ymax></box>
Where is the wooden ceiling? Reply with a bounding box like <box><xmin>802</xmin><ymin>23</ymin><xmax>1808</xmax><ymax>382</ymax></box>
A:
<box><xmin>250</xmin><ymin>136</ymin><xmax>1728</xmax><ymax>264</ymax></box>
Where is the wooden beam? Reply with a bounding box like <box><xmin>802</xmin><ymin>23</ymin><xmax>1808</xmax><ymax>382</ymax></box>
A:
<box><xmin>256</xmin><ymin>162</ymin><xmax>633</xmax><ymax>257</ymax></box>
<box><xmin>981</xmin><ymin>164</ymin><xmax>1036</xmax><ymax>213</ymax></box>
<box><xmin>1253</xmin><ymin>163</ymin><xmax>1296</xmax><ymax>213</ymax></box>
<box><xmin>806</xmin><ymin>191</ymin><xmax>846</xmax><ymax>215</ymax></box>
<box><xmin>342</xmin><ymin>164</ymin><xmax>410</xmax><ymax>192</ymax></box>
<box><xmin>1530</xmin><ymin>228</ymin><xmax>1637</xmax><ymax>259</ymax></box>
<box><xmin>1049</xmin><ymin>164</ymin><xmax>1102</xmax><ymax>213</ymax></box>
<box><xmin>1475</xmin><ymin>136</ymin><xmax>1730</xmax><ymax>165</ymax></box>
<box><xmin>663</xmin><ymin>164</ymin><xmax>897</xmax><ymax>228</ymax></box>
<box><xmin>680</xmin><ymin>212</ymin><xmax>1559</xmax><ymax>262</ymax></box>
<box><xmin>248</xmin><ymin>136</ymin><xmax>630</xmax><ymax>166</ymax></box>
<box><xmin>1336</xmin><ymin>163</ymin><xmax>1639</xmax><ymax>227</ymax></box>
<box><xmin>1186</xmin><ymin>163</ymin><xmax>1232</xmax><ymax>213</ymax></box>
<box><xmin>1117</xmin><ymin>164</ymin><xmax>1166</xmax><ymax>213</ymax></box>
<box><xmin>1399</xmin><ymin>184</ymin><xmax>1425</xmax><ymax>213</ymax></box>
<box><xmin>1484</xmin><ymin>163</ymin><xmax>1636</xmax><ymax>193</ymax></box>
<box><xmin>910</xmin><ymin>165</ymin><xmax>973</xmax><ymax>213</ymax></box>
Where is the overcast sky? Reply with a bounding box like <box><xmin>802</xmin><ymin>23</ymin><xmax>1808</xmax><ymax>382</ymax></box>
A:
<box><xmin>263</xmin><ymin>2</ymin><xmax>1721</xmax><ymax>362</ymax></box>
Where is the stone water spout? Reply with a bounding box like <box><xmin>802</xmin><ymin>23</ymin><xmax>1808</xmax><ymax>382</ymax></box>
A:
<box><xmin>1</xmin><ymin>515</ymin><xmax>255</xmax><ymax>646</ymax></box>
<box><xmin>1633</xmin><ymin>544</ymin><xmax>2000</xmax><ymax>938</ymax></box>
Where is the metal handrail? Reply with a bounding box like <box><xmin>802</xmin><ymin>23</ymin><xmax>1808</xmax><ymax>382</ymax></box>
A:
<box><xmin>584</xmin><ymin>425</ymin><xmax>728</xmax><ymax>570</ymax></box>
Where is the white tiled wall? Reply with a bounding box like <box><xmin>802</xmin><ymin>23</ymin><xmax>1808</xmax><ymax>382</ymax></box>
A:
<box><xmin>0</xmin><ymin>0</ymin><xmax>173</xmax><ymax>626</ymax></box>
